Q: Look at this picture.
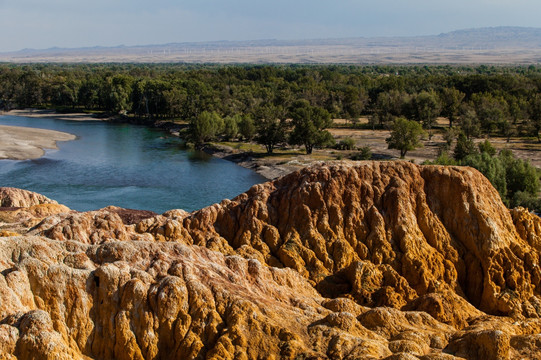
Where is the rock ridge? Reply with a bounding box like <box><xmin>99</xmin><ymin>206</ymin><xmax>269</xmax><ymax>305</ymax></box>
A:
<box><xmin>134</xmin><ymin>162</ymin><xmax>541</xmax><ymax>320</ymax></box>
<box><xmin>1</xmin><ymin>161</ymin><xmax>541</xmax><ymax>359</ymax></box>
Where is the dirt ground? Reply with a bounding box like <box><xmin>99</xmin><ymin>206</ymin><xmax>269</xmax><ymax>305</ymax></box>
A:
<box><xmin>209</xmin><ymin>116</ymin><xmax>541</xmax><ymax>180</ymax></box>
<box><xmin>330</xmin><ymin>117</ymin><xmax>541</xmax><ymax>168</ymax></box>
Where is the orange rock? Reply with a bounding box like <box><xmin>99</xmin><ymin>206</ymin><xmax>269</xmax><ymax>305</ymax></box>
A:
<box><xmin>135</xmin><ymin>162</ymin><xmax>541</xmax><ymax>319</ymax></box>
<box><xmin>1</xmin><ymin>162</ymin><xmax>541</xmax><ymax>359</ymax></box>
<box><xmin>0</xmin><ymin>187</ymin><xmax>57</xmax><ymax>208</ymax></box>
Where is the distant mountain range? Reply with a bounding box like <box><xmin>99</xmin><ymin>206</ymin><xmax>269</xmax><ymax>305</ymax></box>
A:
<box><xmin>2</xmin><ymin>26</ymin><xmax>541</xmax><ymax>64</ymax></box>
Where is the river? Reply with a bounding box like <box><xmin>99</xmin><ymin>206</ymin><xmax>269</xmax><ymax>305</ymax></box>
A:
<box><xmin>0</xmin><ymin>115</ymin><xmax>265</xmax><ymax>213</ymax></box>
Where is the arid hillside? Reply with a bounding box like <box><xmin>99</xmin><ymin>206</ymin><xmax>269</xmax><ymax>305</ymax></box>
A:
<box><xmin>2</xmin><ymin>27</ymin><xmax>541</xmax><ymax>64</ymax></box>
<box><xmin>1</xmin><ymin>161</ymin><xmax>541</xmax><ymax>359</ymax></box>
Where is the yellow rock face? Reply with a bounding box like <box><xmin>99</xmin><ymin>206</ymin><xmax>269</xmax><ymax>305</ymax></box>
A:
<box><xmin>1</xmin><ymin>162</ymin><xmax>540</xmax><ymax>359</ymax></box>
<box><xmin>0</xmin><ymin>187</ymin><xmax>58</xmax><ymax>208</ymax></box>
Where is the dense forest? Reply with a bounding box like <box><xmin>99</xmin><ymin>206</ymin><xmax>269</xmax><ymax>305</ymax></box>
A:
<box><xmin>1</xmin><ymin>63</ymin><xmax>541</xmax><ymax>210</ymax></box>
<box><xmin>1</xmin><ymin>63</ymin><xmax>541</xmax><ymax>138</ymax></box>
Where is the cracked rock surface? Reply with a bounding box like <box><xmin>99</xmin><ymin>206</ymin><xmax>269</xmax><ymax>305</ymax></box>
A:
<box><xmin>1</xmin><ymin>162</ymin><xmax>540</xmax><ymax>359</ymax></box>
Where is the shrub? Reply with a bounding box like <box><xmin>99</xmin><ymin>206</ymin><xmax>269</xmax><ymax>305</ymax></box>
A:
<box><xmin>336</xmin><ymin>137</ymin><xmax>356</xmax><ymax>150</ymax></box>
<box><xmin>453</xmin><ymin>133</ymin><xmax>478</xmax><ymax>160</ymax></box>
<box><xmin>350</xmin><ymin>146</ymin><xmax>372</xmax><ymax>160</ymax></box>
<box><xmin>512</xmin><ymin>191</ymin><xmax>541</xmax><ymax>212</ymax></box>
<box><xmin>478</xmin><ymin>139</ymin><xmax>496</xmax><ymax>156</ymax></box>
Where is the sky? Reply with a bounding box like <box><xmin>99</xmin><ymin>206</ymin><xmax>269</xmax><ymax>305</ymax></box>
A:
<box><xmin>1</xmin><ymin>0</ymin><xmax>540</xmax><ymax>52</ymax></box>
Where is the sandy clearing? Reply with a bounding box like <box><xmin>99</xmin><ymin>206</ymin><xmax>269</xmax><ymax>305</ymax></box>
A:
<box><xmin>0</xmin><ymin>125</ymin><xmax>77</xmax><ymax>160</ymax></box>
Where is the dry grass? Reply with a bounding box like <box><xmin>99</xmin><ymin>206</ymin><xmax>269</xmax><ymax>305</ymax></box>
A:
<box><xmin>329</xmin><ymin>117</ymin><xmax>541</xmax><ymax>167</ymax></box>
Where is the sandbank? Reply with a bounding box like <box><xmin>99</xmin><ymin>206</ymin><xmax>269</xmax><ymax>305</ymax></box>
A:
<box><xmin>0</xmin><ymin>125</ymin><xmax>76</xmax><ymax>160</ymax></box>
<box><xmin>6</xmin><ymin>109</ymin><xmax>105</xmax><ymax>121</ymax></box>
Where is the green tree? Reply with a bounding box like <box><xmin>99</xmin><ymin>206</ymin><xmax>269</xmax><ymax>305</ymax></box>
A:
<box><xmin>78</xmin><ymin>78</ymin><xmax>100</xmax><ymax>110</ymax></box>
<box><xmin>497</xmin><ymin>116</ymin><xmax>513</xmax><ymax>142</ymax></box>
<box><xmin>458</xmin><ymin>105</ymin><xmax>481</xmax><ymax>139</ymax></box>
<box><xmin>189</xmin><ymin>111</ymin><xmax>224</xmax><ymax>145</ymax></box>
<box><xmin>413</xmin><ymin>90</ymin><xmax>441</xmax><ymax>139</ymax></box>
<box><xmin>386</xmin><ymin>117</ymin><xmax>425</xmax><ymax>158</ymax></box>
<box><xmin>223</xmin><ymin>115</ymin><xmax>240</xmax><ymax>141</ymax></box>
<box><xmin>341</xmin><ymin>86</ymin><xmax>369</xmax><ymax>126</ymax></box>
<box><xmin>142</xmin><ymin>79</ymin><xmax>169</xmax><ymax>119</ymax></box>
<box><xmin>507</xmin><ymin>95</ymin><xmax>526</xmax><ymax>125</ymax></box>
<box><xmin>442</xmin><ymin>127</ymin><xmax>457</xmax><ymax>149</ymax></box>
<box><xmin>528</xmin><ymin>93</ymin><xmax>541</xmax><ymax>142</ymax></box>
<box><xmin>472</xmin><ymin>93</ymin><xmax>508</xmax><ymax>136</ymax></box>
<box><xmin>459</xmin><ymin>149</ymin><xmax>540</xmax><ymax>208</ymax></box>
<box><xmin>103</xmin><ymin>75</ymin><xmax>132</xmax><ymax>114</ymax></box>
<box><xmin>238</xmin><ymin>115</ymin><xmax>256</xmax><ymax>141</ymax></box>
<box><xmin>453</xmin><ymin>133</ymin><xmax>478</xmax><ymax>161</ymax></box>
<box><xmin>372</xmin><ymin>90</ymin><xmax>410</xmax><ymax>129</ymax></box>
<box><xmin>289</xmin><ymin>100</ymin><xmax>334</xmax><ymax>154</ymax></box>
<box><xmin>511</xmin><ymin>191</ymin><xmax>541</xmax><ymax>212</ymax></box>
<box><xmin>461</xmin><ymin>152</ymin><xmax>507</xmax><ymax>199</ymax></box>
<box><xmin>478</xmin><ymin>139</ymin><xmax>496</xmax><ymax>156</ymax></box>
<box><xmin>429</xmin><ymin>151</ymin><xmax>457</xmax><ymax>166</ymax></box>
<box><xmin>440</xmin><ymin>87</ymin><xmax>465</xmax><ymax>128</ymax></box>
<box><xmin>255</xmin><ymin>105</ymin><xmax>288</xmax><ymax>154</ymax></box>
<box><xmin>163</xmin><ymin>87</ymin><xmax>187</xmax><ymax>118</ymax></box>
<box><xmin>499</xmin><ymin>149</ymin><xmax>540</xmax><ymax>199</ymax></box>
<box><xmin>52</xmin><ymin>80</ymin><xmax>80</xmax><ymax>109</ymax></box>
<box><xmin>15</xmin><ymin>71</ymin><xmax>43</xmax><ymax>108</ymax></box>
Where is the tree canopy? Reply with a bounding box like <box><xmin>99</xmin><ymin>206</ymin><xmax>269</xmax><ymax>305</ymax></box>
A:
<box><xmin>386</xmin><ymin>117</ymin><xmax>426</xmax><ymax>158</ymax></box>
<box><xmin>288</xmin><ymin>100</ymin><xmax>334</xmax><ymax>154</ymax></box>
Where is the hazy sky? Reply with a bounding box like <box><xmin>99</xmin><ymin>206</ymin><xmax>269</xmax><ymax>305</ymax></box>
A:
<box><xmin>1</xmin><ymin>0</ymin><xmax>540</xmax><ymax>52</ymax></box>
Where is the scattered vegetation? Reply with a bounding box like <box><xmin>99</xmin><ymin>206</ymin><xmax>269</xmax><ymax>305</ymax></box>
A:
<box><xmin>428</xmin><ymin>141</ymin><xmax>541</xmax><ymax>211</ymax></box>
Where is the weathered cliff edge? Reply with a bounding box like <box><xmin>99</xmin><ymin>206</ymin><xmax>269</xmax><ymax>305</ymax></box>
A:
<box><xmin>1</xmin><ymin>161</ymin><xmax>541</xmax><ymax>359</ymax></box>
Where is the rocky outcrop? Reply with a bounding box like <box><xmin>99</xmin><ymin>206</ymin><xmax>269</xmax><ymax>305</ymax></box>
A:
<box><xmin>30</xmin><ymin>206</ymin><xmax>156</xmax><ymax>244</ymax></box>
<box><xmin>0</xmin><ymin>187</ymin><xmax>57</xmax><ymax>208</ymax></box>
<box><xmin>0</xmin><ymin>235</ymin><xmax>472</xmax><ymax>359</ymax></box>
<box><xmin>1</xmin><ymin>161</ymin><xmax>541</xmax><ymax>359</ymax></box>
<box><xmin>131</xmin><ymin>162</ymin><xmax>541</xmax><ymax>321</ymax></box>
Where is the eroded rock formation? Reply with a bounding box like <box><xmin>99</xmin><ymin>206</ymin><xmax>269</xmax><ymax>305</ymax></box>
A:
<box><xmin>0</xmin><ymin>187</ymin><xmax>57</xmax><ymax>208</ymax></box>
<box><xmin>1</xmin><ymin>162</ymin><xmax>540</xmax><ymax>359</ymax></box>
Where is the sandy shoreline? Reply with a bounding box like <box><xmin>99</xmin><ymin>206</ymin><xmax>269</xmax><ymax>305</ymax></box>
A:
<box><xmin>0</xmin><ymin>109</ymin><xmax>108</xmax><ymax>161</ymax></box>
<box><xmin>0</xmin><ymin>125</ymin><xmax>77</xmax><ymax>160</ymax></box>
<box><xmin>6</xmin><ymin>109</ymin><xmax>105</xmax><ymax>122</ymax></box>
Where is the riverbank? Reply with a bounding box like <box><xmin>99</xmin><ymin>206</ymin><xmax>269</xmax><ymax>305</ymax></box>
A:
<box><xmin>201</xmin><ymin>143</ymin><xmax>326</xmax><ymax>180</ymax></box>
<box><xmin>0</xmin><ymin>109</ymin><xmax>344</xmax><ymax>179</ymax></box>
<box><xmin>0</xmin><ymin>125</ymin><xmax>77</xmax><ymax>160</ymax></box>
<box><xmin>2</xmin><ymin>109</ymin><xmax>326</xmax><ymax>179</ymax></box>
<box><xmin>6</xmin><ymin>109</ymin><xmax>109</xmax><ymax>121</ymax></box>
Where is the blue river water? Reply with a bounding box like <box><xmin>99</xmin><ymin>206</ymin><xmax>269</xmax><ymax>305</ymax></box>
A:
<box><xmin>0</xmin><ymin>115</ymin><xmax>265</xmax><ymax>213</ymax></box>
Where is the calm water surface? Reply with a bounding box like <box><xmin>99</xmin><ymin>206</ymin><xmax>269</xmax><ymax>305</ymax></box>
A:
<box><xmin>0</xmin><ymin>116</ymin><xmax>265</xmax><ymax>213</ymax></box>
